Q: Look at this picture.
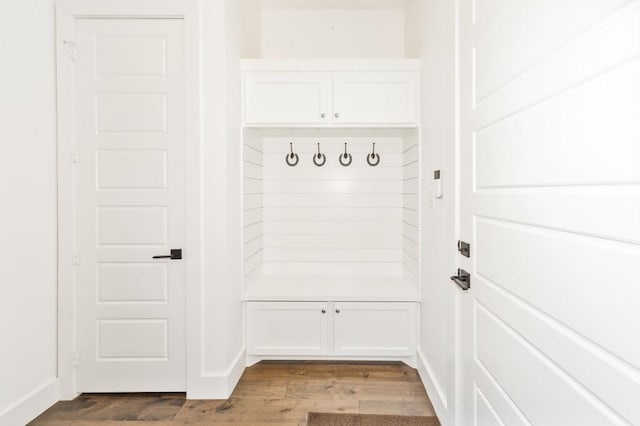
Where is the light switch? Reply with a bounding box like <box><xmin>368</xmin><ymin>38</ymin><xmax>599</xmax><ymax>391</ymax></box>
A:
<box><xmin>433</xmin><ymin>170</ymin><xmax>443</xmax><ymax>198</ymax></box>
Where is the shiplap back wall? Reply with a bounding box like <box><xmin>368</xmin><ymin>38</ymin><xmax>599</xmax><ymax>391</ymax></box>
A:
<box><xmin>243</xmin><ymin>129</ymin><xmax>420</xmax><ymax>281</ymax></box>
<box><xmin>255</xmin><ymin>130</ymin><xmax>408</xmax><ymax>277</ymax></box>
<box><xmin>402</xmin><ymin>131</ymin><xmax>419</xmax><ymax>280</ymax></box>
<box><xmin>243</xmin><ymin>129</ymin><xmax>264</xmax><ymax>279</ymax></box>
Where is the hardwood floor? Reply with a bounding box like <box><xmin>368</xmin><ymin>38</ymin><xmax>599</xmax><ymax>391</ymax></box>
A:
<box><xmin>30</xmin><ymin>361</ymin><xmax>436</xmax><ymax>425</ymax></box>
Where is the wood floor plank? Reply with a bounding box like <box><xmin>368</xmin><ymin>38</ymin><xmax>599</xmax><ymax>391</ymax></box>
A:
<box><xmin>174</xmin><ymin>397</ymin><xmax>356</xmax><ymax>424</ymax></box>
<box><xmin>285</xmin><ymin>379</ymin><xmax>429</xmax><ymax>401</ymax></box>
<box><xmin>230</xmin><ymin>380</ymin><xmax>290</xmax><ymax>399</ymax></box>
<box><xmin>242</xmin><ymin>361</ymin><xmax>419</xmax><ymax>382</ymax></box>
<box><xmin>30</xmin><ymin>361</ymin><xmax>437</xmax><ymax>425</ymax></box>
<box><xmin>359</xmin><ymin>399</ymin><xmax>436</xmax><ymax>416</ymax></box>
<box><xmin>70</xmin><ymin>422</ymin><xmax>177</xmax><ymax>426</ymax></box>
<box><xmin>31</xmin><ymin>396</ymin><xmax>117</xmax><ymax>422</ymax></box>
<box><xmin>72</xmin><ymin>396</ymin><xmax>184</xmax><ymax>421</ymax></box>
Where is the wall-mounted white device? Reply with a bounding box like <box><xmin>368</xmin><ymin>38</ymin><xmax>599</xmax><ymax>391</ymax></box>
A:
<box><xmin>434</xmin><ymin>170</ymin><xmax>443</xmax><ymax>198</ymax></box>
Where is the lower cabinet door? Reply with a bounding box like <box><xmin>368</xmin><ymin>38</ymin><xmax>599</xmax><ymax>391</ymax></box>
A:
<box><xmin>246</xmin><ymin>302</ymin><xmax>329</xmax><ymax>356</ymax></box>
<box><xmin>333</xmin><ymin>302</ymin><xmax>417</xmax><ymax>356</ymax></box>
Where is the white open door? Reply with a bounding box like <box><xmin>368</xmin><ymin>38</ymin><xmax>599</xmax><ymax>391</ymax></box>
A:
<box><xmin>459</xmin><ymin>1</ymin><xmax>640</xmax><ymax>425</ymax></box>
<box><xmin>75</xmin><ymin>18</ymin><xmax>186</xmax><ymax>392</ymax></box>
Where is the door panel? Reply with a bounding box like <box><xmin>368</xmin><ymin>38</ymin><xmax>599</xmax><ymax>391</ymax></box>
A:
<box><xmin>332</xmin><ymin>72</ymin><xmax>418</xmax><ymax>125</ymax></box>
<box><xmin>244</xmin><ymin>72</ymin><xmax>329</xmax><ymax>125</ymax></box>
<box><xmin>76</xmin><ymin>18</ymin><xmax>186</xmax><ymax>392</ymax></box>
<box><xmin>333</xmin><ymin>302</ymin><xmax>416</xmax><ymax>356</ymax></box>
<box><xmin>460</xmin><ymin>1</ymin><xmax>640</xmax><ymax>425</ymax></box>
<box><xmin>246</xmin><ymin>302</ymin><xmax>329</xmax><ymax>356</ymax></box>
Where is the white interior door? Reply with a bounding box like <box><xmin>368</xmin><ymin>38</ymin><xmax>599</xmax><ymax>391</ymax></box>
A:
<box><xmin>459</xmin><ymin>1</ymin><xmax>640</xmax><ymax>425</ymax></box>
<box><xmin>75</xmin><ymin>18</ymin><xmax>186</xmax><ymax>392</ymax></box>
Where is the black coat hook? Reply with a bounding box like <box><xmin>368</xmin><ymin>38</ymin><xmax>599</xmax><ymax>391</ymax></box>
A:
<box><xmin>339</xmin><ymin>142</ymin><xmax>352</xmax><ymax>167</ymax></box>
<box><xmin>367</xmin><ymin>142</ymin><xmax>380</xmax><ymax>167</ymax></box>
<box><xmin>313</xmin><ymin>142</ymin><xmax>326</xmax><ymax>167</ymax></box>
<box><xmin>285</xmin><ymin>142</ymin><xmax>299</xmax><ymax>166</ymax></box>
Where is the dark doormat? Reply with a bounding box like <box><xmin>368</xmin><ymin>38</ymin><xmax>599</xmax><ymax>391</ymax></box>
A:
<box><xmin>307</xmin><ymin>412</ymin><xmax>440</xmax><ymax>426</ymax></box>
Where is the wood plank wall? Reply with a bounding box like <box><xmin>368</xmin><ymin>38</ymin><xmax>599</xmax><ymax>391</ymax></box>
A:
<box><xmin>262</xmin><ymin>131</ymin><xmax>403</xmax><ymax>276</ymax></box>
<box><xmin>402</xmin><ymin>130</ymin><xmax>420</xmax><ymax>280</ymax></box>
<box><xmin>243</xmin><ymin>129</ymin><xmax>419</xmax><ymax>282</ymax></box>
<box><xmin>243</xmin><ymin>129</ymin><xmax>264</xmax><ymax>278</ymax></box>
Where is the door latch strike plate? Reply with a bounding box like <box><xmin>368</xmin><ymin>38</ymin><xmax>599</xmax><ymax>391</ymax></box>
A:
<box><xmin>458</xmin><ymin>240</ymin><xmax>470</xmax><ymax>258</ymax></box>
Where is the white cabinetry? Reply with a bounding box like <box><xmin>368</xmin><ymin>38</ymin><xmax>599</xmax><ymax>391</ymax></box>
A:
<box><xmin>246</xmin><ymin>301</ymin><xmax>417</xmax><ymax>359</ymax></box>
<box><xmin>242</xmin><ymin>61</ymin><xmax>420</xmax><ymax>127</ymax></box>
<box><xmin>332</xmin><ymin>72</ymin><xmax>418</xmax><ymax>125</ymax></box>
<box><xmin>243</xmin><ymin>72</ymin><xmax>329</xmax><ymax>125</ymax></box>
<box><xmin>242</xmin><ymin>60</ymin><xmax>421</xmax><ymax>366</ymax></box>
<box><xmin>246</xmin><ymin>302</ymin><xmax>328</xmax><ymax>356</ymax></box>
<box><xmin>333</xmin><ymin>302</ymin><xmax>416</xmax><ymax>356</ymax></box>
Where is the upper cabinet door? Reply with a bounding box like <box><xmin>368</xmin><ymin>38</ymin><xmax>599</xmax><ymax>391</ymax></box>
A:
<box><xmin>332</xmin><ymin>72</ymin><xmax>419</xmax><ymax>126</ymax></box>
<box><xmin>244</xmin><ymin>72</ymin><xmax>329</xmax><ymax>126</ymax></box>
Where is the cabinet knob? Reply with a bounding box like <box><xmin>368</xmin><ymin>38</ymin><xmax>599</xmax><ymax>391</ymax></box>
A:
<box><xmin>321</xmin><ymin>113</ymin><xmax>326</xmax><ymax>118</ymax></box>
<box><xmin>335</xmin><ymin>309</ymin><xmax>340</xmax><ymax>314</ymax></box>
<box><xmin>334</xmin><ymin>113</ymin><xmax>340</xmax><ymax>118</ymax></box>
<box><xmin>321</xmin><ymin>309</ymin><xmax>326</xmax><ymax>314</ymax></box>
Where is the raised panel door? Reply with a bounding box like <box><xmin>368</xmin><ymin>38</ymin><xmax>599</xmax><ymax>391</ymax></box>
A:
<box><xmin>75</xmin><ymin>18</ymin><xmax>186</xmax><ymax>392</ymax></box>
<box><xmin>333</xmin><ymin>302</ymin><xmax>416</xmax><ymax>356</ymax></box>
<box><xmin>246</xmin><ymin>302</ymin><xmax>329</xmax><ymax>356</ymax></box>
<box><xmin>331</xmin><ymin>72</ymin><xmax>418</xmax><ymax>126</ymax></box>
<box><xmin>244</xmin><ymin>72</ymin><xmax>329</xmax><ymax>126</ymax></box>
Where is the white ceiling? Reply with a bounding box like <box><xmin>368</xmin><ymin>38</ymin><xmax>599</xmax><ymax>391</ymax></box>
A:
<box><xmin>261</xmin><ymin>0</ymin><xmax>408</xmax><ymax>10</ymax></box>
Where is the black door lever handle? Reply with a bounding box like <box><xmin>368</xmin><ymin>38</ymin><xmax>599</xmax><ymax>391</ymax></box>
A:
<box><xmin>153</xmin><ymin>249</ymin><xmax>182</xmax><ymax>260</ymax></box>
<box><xmin>450</xmin><ymin>268</ymin><xmax>470</xmax><ymax>291</ymax></box>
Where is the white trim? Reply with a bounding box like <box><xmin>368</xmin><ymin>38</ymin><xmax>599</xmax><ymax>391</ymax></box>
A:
<box><xmin>417</xmin><ymin>350</ymin><xmax>448</xmax><ymax>425</ymax></box>
<box><xmin>55</xmin><ymin>0</ymin><xmax>202</xmax><ymax>399</ymax></box>
<box><xmin>453</xmin><ymin>0</ymin><xmax>464</xmax><ymax>425</ymax></box>
<box><xmin>226</xmin><ymin>350</ymin><xmax>247</xmax><ymax>397</ymax></box>
<box><xmin>241</xmin><ymin>59</ymin><xmax>421</xmax><ymax>72</ymax></box>
<box><xmin>187</xmin><ymin>350</ymin><xmax>247</xmax><ymax>400</ymax></box>
<box><xmin>0</xmin><ymin>379</ymin><xmax>59</xmax><ymax>426</ymax></box>
<box><xmin>246</xmin><ymin>355</ymin><xmax>418</xmax><ymax>369</ymax></box>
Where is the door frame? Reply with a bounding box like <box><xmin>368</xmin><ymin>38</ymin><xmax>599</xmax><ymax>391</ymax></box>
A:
<box><xmin>55</xmin><ymin>0</ymin><xmax>202</xmax><ymax>399</ymax></box>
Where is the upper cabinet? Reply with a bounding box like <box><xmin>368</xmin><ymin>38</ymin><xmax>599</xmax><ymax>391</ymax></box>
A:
<box><xmin>331</xmin><ymin>71</ymin><xmax>418</xmax><ymax>126</ymax></box>
<box><xmin>242</xmin><ymin>60</ymin><xmax>420</xmax><ymax>128</ymax></box>
<box><xmin>244</xmin><ymin>72</ymin><xmax>329</xmax><ymax>125</ymax></box>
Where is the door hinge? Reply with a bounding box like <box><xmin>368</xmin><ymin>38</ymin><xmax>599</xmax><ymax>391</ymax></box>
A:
<box><xmin>63</xmin><ymin>40</ymin><xmax>76</xmax><ymax>62</ymax></box>
<box><xmin>72</xmin><ymin>149</ymin><xmax>79</xmax><ymax>164</ymax></box>
<box><xmin>72</xmin><ymin>250</ymin><xmax>79</xmax><ymax>265</ymax></box>
<box><xmin>457</xmin><ymin>240</ymin><xmax>470</xmax><ymax>258</ymax></box>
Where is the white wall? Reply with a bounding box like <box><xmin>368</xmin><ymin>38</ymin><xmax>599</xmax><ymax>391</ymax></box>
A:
<box><xmin>261</xmin><ymin>8</ymin><xmax>406</xmax><ymax>58</ymax></box>
<box><xmin>223</xmin><ymin>0</ymin><xmax>246</xmax><ymax>379</ymax></box>
<box><xmin>239</xmin><ymin>0</ymin><xmax>262</xmax><ymax>58</ymax></box>
<box><xmin>0</xmin><ymin>0</ymin><xmax>250</xmax><ymax>420</ymax></box>
<box><xmin>193</xmin><ymin>0</ymin><xmax>246</xmax><ymax>397</ymax></box>
<box><xmin>0</xmin><ymin>0</ymin><xmax>59</xmax><ymax>424</ymax></box>
<box><xmin>414</xmin><ymin>0</ymin><xmax>458</xmax><ymax>425</ymax></box>
<box><xmin>403</xmin><ymin>0</ymin><xmax>422</xmax><ymax>58</ymax></box>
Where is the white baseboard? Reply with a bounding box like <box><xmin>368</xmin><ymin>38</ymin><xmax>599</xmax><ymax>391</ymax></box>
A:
<box><xmin>417</xmin><ymin>350</ymin><xmax>448</xmax><ymax>425</ymax></box>
<box><xmin>226</xmin><ymin>349</ymin><xmax>246</xmax><ymax>394</ymax></box>
<box><xmin>0</xmin><ymin>378</ymin><xmax>59</xmax><ymax>426</ymax></box>
<box><xmin>187</xmin><ymin>350</ymin><xmax>246</xmax><ymax>399</ymax></box>
<box><xmin>245</xmin><ymin>354</ymin><xmax>417</xmax><ymax>367</ymax></box>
